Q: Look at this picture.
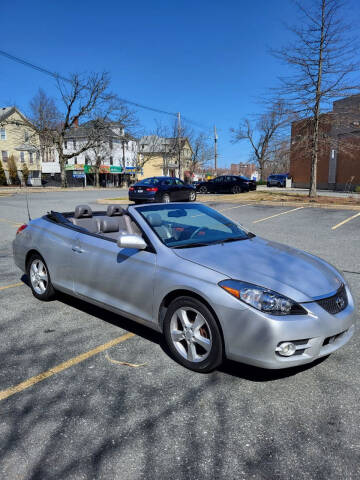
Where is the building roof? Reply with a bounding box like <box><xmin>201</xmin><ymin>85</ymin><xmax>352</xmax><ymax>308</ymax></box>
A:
<box><xmin>139</xmin><ymin>135</ymin><xmax>191</xmax><ymax>153</ymax></box>
<box><xmin>64</xmin><ymin>120</ymin><xmax>135</xmax><ymax>141</ymax></box>
<box><xmin>0</xmin><ymin>106</ymin><xmax>35</xmax><ymax>127</ymax></box>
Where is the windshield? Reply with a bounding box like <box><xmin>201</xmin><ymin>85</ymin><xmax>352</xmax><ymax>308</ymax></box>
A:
<box><xmin>136</xmin><ymin>203</ymin><xmax>250</xmax><ymax>248</ymax></box>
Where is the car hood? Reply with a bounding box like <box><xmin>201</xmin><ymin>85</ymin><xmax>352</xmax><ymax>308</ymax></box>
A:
<box><xmin>173</xmin><ymin>237</ymin><xmax>343</xmax><ymax>303</ymax></box>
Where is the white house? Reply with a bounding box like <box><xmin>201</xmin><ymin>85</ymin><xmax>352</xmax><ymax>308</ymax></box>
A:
<box><xmin>41</xmin><ymin>121</ymin><xmax>138</xmax><ymax>186</ymax></box>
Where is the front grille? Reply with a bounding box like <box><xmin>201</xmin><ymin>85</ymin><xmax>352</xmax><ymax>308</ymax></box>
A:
<box><xmin>316</xmin><ymin>285</ymin><xmax>348</xmax><ymax>315</ymax></box>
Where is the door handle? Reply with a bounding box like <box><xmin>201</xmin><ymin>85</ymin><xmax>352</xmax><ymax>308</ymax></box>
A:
<box><xmin>72</xmin><ymin>246</ymin><xmax>83</xmax><ymax>253</ymax></box>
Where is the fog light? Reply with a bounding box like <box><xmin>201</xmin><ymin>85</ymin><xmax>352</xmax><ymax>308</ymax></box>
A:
<box><xmin>276</xmin><ymin>342</ymin><xmax>296</xmax><ymax>357</ymax></box>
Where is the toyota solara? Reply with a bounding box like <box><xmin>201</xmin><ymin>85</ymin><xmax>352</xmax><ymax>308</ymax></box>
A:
<box><xmin>13</xmin><ymin>202</ymin><xmax>355</xmax><ymax>372</ymax></box>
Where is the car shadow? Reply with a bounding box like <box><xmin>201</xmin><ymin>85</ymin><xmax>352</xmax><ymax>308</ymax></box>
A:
<box><xmin>219</xmin><ymin>356</ymin><xmax>328</xmax><ymax>382</ymax></box>
<box><xmin>21</xmin><ymin>273</ymin><xmax>329</xmax><ymax>383</ymax></box>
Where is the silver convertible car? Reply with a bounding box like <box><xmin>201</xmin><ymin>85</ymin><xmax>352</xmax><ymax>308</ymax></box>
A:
<box><xmin>13</xmin><ymin>202</ymin><xmax>356</xmax><ymax>372</ymax></box>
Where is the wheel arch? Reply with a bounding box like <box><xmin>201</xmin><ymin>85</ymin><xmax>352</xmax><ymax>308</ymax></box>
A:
<box><xmin>158</xmin><ymin>289</ymin><xmax>225</xmax><ymax>347</ymax></box>
<box><xmin>25</xmin><ymin>249</ymin><xmax>43</xmax><ymax>269</ymax></box>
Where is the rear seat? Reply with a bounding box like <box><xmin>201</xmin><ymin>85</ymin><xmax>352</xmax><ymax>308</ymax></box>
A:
<box><xmin>71</xmin><ymin>205</ymin><xmax>101</xmax><ymax>233</ymax></box>
<box><xmin>69</xmin><ymin>204</ymin><xmax>142</xmax><ymax>238</ymax></box>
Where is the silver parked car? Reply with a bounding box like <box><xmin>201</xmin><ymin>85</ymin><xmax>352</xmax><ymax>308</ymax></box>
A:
<box><xmin>13</xmin><ymin>203</ymin><xmax>355</xmax><ymax>372</ymax></box>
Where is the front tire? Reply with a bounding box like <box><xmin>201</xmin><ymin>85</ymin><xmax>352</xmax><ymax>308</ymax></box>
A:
<box><xmin>27</xmin><ymin>254</ymin><xmax>56</xmax><ymax>301</ymax></box>
<box><xmin>198</xmin><ymin>186</ymin><xmax>207</xmax><ymax>194</ymax></box>
<box><xmin>163</xmin><ymin>296</ymin><xmax>223</xmax><ymax>372</ymax></box>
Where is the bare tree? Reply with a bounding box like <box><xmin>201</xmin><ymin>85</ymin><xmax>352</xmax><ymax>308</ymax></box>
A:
<box><xmin>29</xmin><ymin>73</ymin><xmax>137</xmax><ymax>187</ymax></box>
<box><xmin>231</xmin><ymin>100</ymin><xmax>291</xmax><ymax>181</ymax></box>
<box><xmin>273</xmin><ymin>0</ymin><xmax>360</xmax><ymax>197</ymax></box>
<box><xmin>187</xmin><ymin>132</ymin><xmax>213</xmax><ymax>177</ymax></box>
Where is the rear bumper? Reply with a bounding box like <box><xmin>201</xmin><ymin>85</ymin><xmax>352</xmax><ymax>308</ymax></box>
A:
<box><xmin>129</xmin><ymin>193</ymin><xmax>157</xmax><ymax>203</ymax></box>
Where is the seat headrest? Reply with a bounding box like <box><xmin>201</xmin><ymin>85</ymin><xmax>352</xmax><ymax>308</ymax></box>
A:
<box><xmin>74</xmin><ymin>205</ymin><xmax>93</xmax><ymax>218</ymax></box>
<box><xmin>147</xmin><ymin>213</ymin><xmax>162</xmax><ymax>227</ymax></box>
<box><xmin>107</xmin><ymin>205</ymin><xmax>124</xmax><ymax>217</ymax></box>
<box><xmin>100</xmin><ymin>218</ymin><xmax>120</xmax><ymax>233</ymax></box>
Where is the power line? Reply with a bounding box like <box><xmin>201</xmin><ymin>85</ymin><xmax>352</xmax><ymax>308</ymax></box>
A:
<box><xmin>0</xmin><ymin>49</ymin><xmax>211</xmax><ymax>131</ymax></box>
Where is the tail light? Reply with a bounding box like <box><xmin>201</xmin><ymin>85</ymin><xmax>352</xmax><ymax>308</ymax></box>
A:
<box><xmin>129</xmin><ymin>186</ymin><xmax>135</xmax><ymax>191</ymax></box>
<box><xmin>16</xmin><ymin>224</ymin><xmax>27</xmax><ymax>235</ymax></box>
<box><xmin>146</xmin><ymin>187</ymin><xmax>158</xmax><ymax>192</ymax></box>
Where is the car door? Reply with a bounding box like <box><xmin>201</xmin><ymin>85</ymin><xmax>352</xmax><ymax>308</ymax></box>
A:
<box><xmin>72</xmin><ymin>231</ymin><xmax>157</xmax><ymax>323</ymax></box>
<box><xmin>173</xmin><ymin>178</ymin><xmax>189</xmax><ymax>200</ymax></box>
<box><xmin>213</xmin><ymin>176</ymin><xmax>225</xmax><ymax>193</ymax></box>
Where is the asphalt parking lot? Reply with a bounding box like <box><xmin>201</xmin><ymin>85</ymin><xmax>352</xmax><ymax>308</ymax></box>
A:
<box><xmin>0</xmin><ymin>191</ymin><xmax>359</xmax><ymax>480</ymax></box>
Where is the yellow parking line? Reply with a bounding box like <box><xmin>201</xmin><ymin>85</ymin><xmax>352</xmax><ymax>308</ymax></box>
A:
<box><xmin>331</xmin><ymin>212</ymin><xmax>360</xmax><ymax>230</ymax></box>
<box><xmin>0</xmin><ymin>332</ymin><xmax>135</xmax><ymax>402</ymax></box>
<box><xmin>0</xmin><ymin>282</ymin><xmax>24</xmax><ymax>291</ymax></box>
<box><xmin>0</xmin><ymin>217</ymin><xmax>22</xmax><ymax>227</ymax></box>
<box><xmin>253</xmin><ymin>207</ymin><xmax>304</xmax><ymax>224</ymax></box>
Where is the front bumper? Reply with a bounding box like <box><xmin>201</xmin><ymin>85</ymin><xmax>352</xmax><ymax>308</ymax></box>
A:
<box><xmin>220</xmin><ymin>285</ymin><xmax>356</xmax><ymax>369</ymax></box>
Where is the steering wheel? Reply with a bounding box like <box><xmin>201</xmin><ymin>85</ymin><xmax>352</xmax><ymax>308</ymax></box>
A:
<box><xmin>190</xmin><ymin>227</ymin><xmax>209</xmax><ymax>239</ymax></box>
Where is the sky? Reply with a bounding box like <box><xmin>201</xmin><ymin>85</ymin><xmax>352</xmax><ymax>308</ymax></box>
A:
<box><xmin>1</xmin><ymin>0</ymin><xmax>360</xmax><ymax>167</ymax></box>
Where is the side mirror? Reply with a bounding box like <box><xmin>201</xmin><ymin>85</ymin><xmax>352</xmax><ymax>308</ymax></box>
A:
<box><xmin>117</xmin><ymin>234</ymin><xmax>147</xmax><ymax>250</ymax></box>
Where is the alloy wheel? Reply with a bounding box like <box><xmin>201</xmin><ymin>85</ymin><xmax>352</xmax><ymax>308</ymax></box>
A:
<box><xmin>162</xmin><ymin>194</ymin><xmax>170</xmax><ymax>203</ymax></box>
<box><xmin>169</xmin><ymin>307</ymin><xmax>212</xmax><ymax>363</ymax></box>
<box><xmin>30</xmin><ymin>259</ymin><xmax>49</xmax><ymax>295</ymax></box>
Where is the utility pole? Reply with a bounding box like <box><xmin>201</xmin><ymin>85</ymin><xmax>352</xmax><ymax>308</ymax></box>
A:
<box><xmin>214</xmin><ymin>125</ymin><xmax>218</xmax><ymax>176</ymax></box>
<box><xmin>177</xmin><ymin>112</ymin><xmax>181</xmax><ymax>179</ymax></box>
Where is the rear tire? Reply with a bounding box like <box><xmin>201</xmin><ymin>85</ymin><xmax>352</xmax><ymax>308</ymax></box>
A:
<box><xmin>163</xmin><ymin>296</ymin><xmax>223</xmax><ymax>373</ymax></box>
<box><xmin>162</xmin><ymin>194</ymin><xmax>171</xmax><ymax>203</ymax></box>
<box><xmin>188</xmin><ymin>191</ymin><xmax>196</xmax><ymax>202</ymax></box>
<box><xmin>232</xmin><ymin>185</ymin><xmax>242</xmax><ymax>194</ymax></box>
<box><xmin>27</xmin><ymin>254</ymin><xmax>56</xmax><ymax>301</ymax></box>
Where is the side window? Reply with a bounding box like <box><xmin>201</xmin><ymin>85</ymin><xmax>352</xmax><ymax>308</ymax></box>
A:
<box><xmin>162</xmin><ymin>179</ymin><xmax>173</xmax><ymax>186</ymax></box>
<box><xmin>214</xmin><ymin>177</ymin><xmax>223</xmax><ymax>183</ymax></box>
<box><xmin>174</xmin><ymin>179</ymin><xmax>184</xmax><ymax>185</ymax></box>
<box><xmin>225</xmin><ymin>176</ymin><xmax>233</xmax><ymax>182</ymax></box>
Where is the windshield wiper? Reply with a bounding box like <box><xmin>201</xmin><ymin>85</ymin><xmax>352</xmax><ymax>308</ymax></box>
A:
<box><xmin>171</xmin><ymin>242</ymin><xmax>213</xmax><ymax>249</ymax></box>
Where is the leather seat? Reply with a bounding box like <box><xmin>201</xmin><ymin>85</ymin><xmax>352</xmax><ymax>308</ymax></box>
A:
<box><xmin>147</xmin><ymin>213</ymin><xmax>172</xmax><ymax>239</ymax></box>
<box><xmin>72</xmin><ymin>205</ymin><xmax>100</xmax><ymax>233</ymax></box>
<box><xmin>99</xmin><ymin>218</ymin><xmax>126</xmax><ymax>239</ymax></box>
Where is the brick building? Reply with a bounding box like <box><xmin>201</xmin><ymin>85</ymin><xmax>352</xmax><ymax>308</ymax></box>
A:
<box><xmin>230</xmin><ymin>163</ymin><xmax>259</xmax><ymax>180</ymax></box>
<box><xmin>290</xmin><ymin>95</ymin><xmax>360</xmax><ymax>190</ymax></box>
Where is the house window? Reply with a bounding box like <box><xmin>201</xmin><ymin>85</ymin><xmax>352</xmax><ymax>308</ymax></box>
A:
<box><xmin>1</xmin><ymin>151</ymin><xmax>8</xmax><ymax>161</ymax></box>
<box><xmin>73</xmin><ymin>139</ymin><xmax>77</xmax><ymax>149</ymax></box>
<box><xmin>36</xmin><ymin>151</ymin><xmax>40</xmax><ymax>162</ymax></box>
<box><xmin>24</xmin><ymin>131</ymin><xmax>29</xmax><ymax>142</ymax></box>
<box><xmin>74</xmin><ymin>157</ymin><xmax>77</xmax><ymax>164</ymax></box>
<box><xmin>110</xmin><ymin>156</ymin><xmax>113</xmax><ymax>165</ymax></box>
<box><xmin>64</xmin><ymin>140</ymin><xmax>68</xmax><ymax>149</ymax></box>
<box><xmin>20</xmin><ymin>152</ymin><xmax>25</xmax><ymax>163</ymax></box>
<box><xmin>0</xmin><ymin>128</ymin><xmax>6</xmax><ymax>140</ymax></box>
<box><xmin>109</xmin><ymin>139</ymin><xmax>113</xmax><ymax>150</ymax></box>
<box><xmin>29</xmin><ymin>152</ymin><xmax>34</xmax><ymax>164</ymax></box>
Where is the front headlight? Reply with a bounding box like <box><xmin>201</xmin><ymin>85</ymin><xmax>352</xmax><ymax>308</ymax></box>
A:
<box><xmin>219</xmin><ymin>279</ymin><xmax>307</xmax><ymax>316</ymax></box>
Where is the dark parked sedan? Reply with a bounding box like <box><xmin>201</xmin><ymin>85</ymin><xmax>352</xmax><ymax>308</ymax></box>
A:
<box><xmin>196</xmin><ymin>175</ymin><xmax>256</xmax><ymax>194</ymax></box>
<box><xmin>267</xmin><ymin>174</ymin><xmax>288</xmax><ymax>187</ymax></box>
<box><xmin>129</xmin><ymin>177</ymin><xmax>196</xmax><ymax>204</ymax></box>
